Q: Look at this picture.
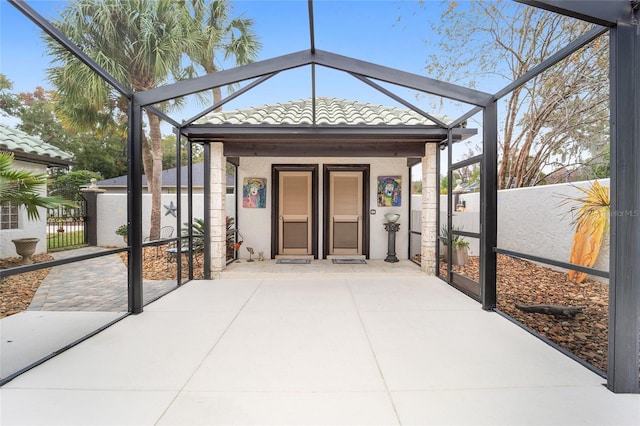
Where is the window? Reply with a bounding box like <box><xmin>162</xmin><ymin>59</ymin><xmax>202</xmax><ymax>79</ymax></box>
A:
<box><xmin>1</xmin><ymin>202</ymin><xmax>19</xmax><ymax>230</ymax></box>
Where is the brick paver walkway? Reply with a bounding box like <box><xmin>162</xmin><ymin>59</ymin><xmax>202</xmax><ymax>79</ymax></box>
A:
<box><xmin>29</xmin><ymin>247</ymin><xmax>178</xmax><ymax>312</ymax></box>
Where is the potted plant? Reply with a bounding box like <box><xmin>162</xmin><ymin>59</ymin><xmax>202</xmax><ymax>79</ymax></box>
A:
<box><xmin>451</xmin><ymin>237</ymin><xmax>470</xmax><ymax>266</ymax></box>
<box><xmin>115</xmin><ymin>224</ymin><xmax>128</xmax><ymax>243</ymax></box>
<box><xmin>1</xmin><ymin>152</ymin><xmax>74</xmax><ymax>264</ymax></box>
<box><xmin>440</xmin><ymin>225</ymin><xmax>469</xmax><ymax>265</ymax></box>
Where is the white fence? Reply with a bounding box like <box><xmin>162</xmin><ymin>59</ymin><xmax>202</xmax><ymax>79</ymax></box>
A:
<box><xmin>96</xmin><ymin>193</ymin><xmax>236</xmax><ymax>247</ymax></box>
<box><xmin>92</xmin><ymin>179</ymin><xmax>610</xmax><ymax>276</ymax></box>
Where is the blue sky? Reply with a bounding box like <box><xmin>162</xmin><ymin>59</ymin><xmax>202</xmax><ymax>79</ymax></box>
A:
<box><xmin>0</xmin><ymin>1</ymin><xmax>488</xmax><ymax>122</ymax></box>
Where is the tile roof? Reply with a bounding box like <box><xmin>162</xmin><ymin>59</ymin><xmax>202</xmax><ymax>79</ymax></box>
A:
<box><xmin>196</xmin><ymin>97</ymin><xmax>448</xmax><ymax>126</ymax></box>
<box><xmin>0</xmin><ymin>123</ymin><xmax>73</xmax><ymax>163</ymax></box>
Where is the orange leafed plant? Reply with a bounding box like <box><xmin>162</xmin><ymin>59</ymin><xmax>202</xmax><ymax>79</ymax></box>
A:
<box><xmin>561</xmin><ymin>181</ymin><xmax>610</xmax><ymax>283</ymax></box>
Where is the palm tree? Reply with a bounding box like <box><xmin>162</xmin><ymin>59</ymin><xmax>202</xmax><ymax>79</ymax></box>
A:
<box><xmin>179</xmin><ymin>0</ymin><xmax>261</xmax><ymax>109</ymax></box>
<box><xmin>45</xmin><ymin>0</ymin><xmax>195</xmax><ymax>239</ymax></box>
<box><xmin>0</xmin><ymin>152</ymin><xmax>72</xmax><ymax>221</ymax></box>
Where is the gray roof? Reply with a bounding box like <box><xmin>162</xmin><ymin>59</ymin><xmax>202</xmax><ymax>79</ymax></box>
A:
<box><xmin>0</xmin><ymin>123</ymin><xmax>73</xmax><ymax>166</ymax></box>
<box><xmin>196</xmin><ymin>97</ymin><xmax>448</xmax><ymax>126</ymax></box>
<box><xmin>96</xmin><ymin>162</ymin><xmax>234</xmax><ymax>188</ymax></box>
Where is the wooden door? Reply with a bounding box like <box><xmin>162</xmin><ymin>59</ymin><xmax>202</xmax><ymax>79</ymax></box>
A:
<box><xmin>279</xmin><ymin>171</ymin><xmax>312</xmax><ymax>255</ymax></box>
<box><xmin>329</xmin><ymin>171</ymin><xmax>363</xmax><ymax>255</ymax></box>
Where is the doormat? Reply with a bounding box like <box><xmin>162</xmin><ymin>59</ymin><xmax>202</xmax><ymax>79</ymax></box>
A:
<box><xmin>332</xmin><ymin>259</ymin><xmax>367</xmax><ymax>264</ymax></box>
<box><xmin>276</xmin><ymin>259</ymin><xmax>310</xmax><ymax>264</ymax></box>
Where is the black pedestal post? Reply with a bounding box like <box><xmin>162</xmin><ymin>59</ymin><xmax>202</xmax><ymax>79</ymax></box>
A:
<box><xmin>384</xmin><ymin>222</ymin><xmax>400</xmax><ymax>263</ymax></box>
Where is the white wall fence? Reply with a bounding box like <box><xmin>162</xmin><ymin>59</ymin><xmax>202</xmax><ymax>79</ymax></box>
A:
<box><xmin>6</xmin><ymin>177</ymin><xmax>607</xmax><ymax>276</ymax></box>
<box><xmin>96</xmin><ymin>193</ymin><xmax>236</xmax><ymax>247</ymax></box>
<box><xmin>411</xmin><ymin>178</ymin><xmax>611</xmax><ymax>276</ymax></box>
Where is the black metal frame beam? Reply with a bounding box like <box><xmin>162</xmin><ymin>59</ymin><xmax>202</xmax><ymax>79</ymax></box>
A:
<box><xmin>203</xmin><ymin>144</ymin><xmax>211</xmax><ymax>279</ymax></box>
<box><xmin>608</xmin><ymin>21</ymin><xmax>640</xmax><ymax>394</ymax></box>
<box><xmin>349</xmin><ymin>74</ymin><xmax>449</xmax><ymax>128</ymax></box>
<box><xmin>128</xmin><ymin>101</ymin><xmax>144</xmax><ymax>314</ymax></box>
<box><xmin>137</xmin><ymin>51</ymin><xmax>313</xmax><ymax>106</ymax></box>
<box><xmin>480</xmin><ymin>102</ymin><xmax>497</xmax><ymax>311</ymax></box>
<box><xmin>308</xmin><ymin>0</ymin><xmax>316</xmax><ymax>54</ymax></box>
<box><xmin>495</xmin><ymin>248</ymin><xmax>610</xmax><ymax>279</ymax></box>
<box><xmin>183</xmin><ymin>73</ymin><xmax>277</xmax><ymax>125</ymax></box>
<box><xmin>494</xmin><ymin>25</ymin><xmax>609</xmax><ymax>101</ymax></box>
<box><xmin>138</xmin><ymin>49</ymin><xmax>491</xmax><ymax>109</ymax></box>
<box><xmin>515</xmin><ymin>0</ymin><xmax>634</xmax><ymax>27</ymax></box>
<box><xmin>449</xmin><ymin>106</ymin><xmax>482</xmax><ymax>130</ymax></box>
<box><xmin>7</xmin><ymin>0</ymin><xmax>132</xmax><ymax>98</ymax></box>
<box><xmin>174</xmin><ymin>126</ymin><xmax>183</xmax><ymax>283</ymax></box>
<box><xmin>312</xmin><ymin>50</ymin><xmax>493</xmax><ymax>107</ymax></box>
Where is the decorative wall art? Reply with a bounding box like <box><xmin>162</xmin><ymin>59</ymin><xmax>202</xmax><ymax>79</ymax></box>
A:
<box><xmin>377</xmin><ymin>176</ymin><xmax>402</xmax><ymax>207</ymax></box>
<box><xmin>243</xmin><ymin>178</ymin><xmax>267</xmax><ymax>208</ymax></box>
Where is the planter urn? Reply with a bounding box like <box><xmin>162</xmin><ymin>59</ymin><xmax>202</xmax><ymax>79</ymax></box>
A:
<box><xmin>452</xmin><ymin>247</ymin><xmax>469</xmax><ymax>266</ymax></box>
<box><xmin>12</xmin><ymin>238</ymin><xmax>40</xmax><ymax>265</ymax></box>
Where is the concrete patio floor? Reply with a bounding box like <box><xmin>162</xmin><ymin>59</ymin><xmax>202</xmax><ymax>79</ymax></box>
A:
<box><xmin>1</xmin><ymin>271</ymin><xmax>639</xmax><ymax>425</ymax></box>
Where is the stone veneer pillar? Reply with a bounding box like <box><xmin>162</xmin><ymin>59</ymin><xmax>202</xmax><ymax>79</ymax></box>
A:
<box><xmin>209</xmin><ymin>142</ymin><xmax>226</xmax><ymax>277</ymax></box>
<box><xmin>421</xmin><ymin>143</ymin><xmax>438</xmax><ymax>275</ymax></box>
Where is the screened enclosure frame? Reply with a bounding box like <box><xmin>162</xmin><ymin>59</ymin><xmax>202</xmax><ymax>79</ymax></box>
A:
<box><xmin>5</xmin><ymin>0</ymin><xmax>640</xmax><ymax>393</ymax></box>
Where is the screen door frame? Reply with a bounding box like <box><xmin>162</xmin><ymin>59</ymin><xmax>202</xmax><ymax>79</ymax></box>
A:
<box><xmin>271</xmin><ymin>164</ymin><xmax>319</xmax><ymax>258</ymax></box>
<box><xmin>323</xmin><ymin>164</ymin><xmax>370</xmax><ymax>259</ymax></box>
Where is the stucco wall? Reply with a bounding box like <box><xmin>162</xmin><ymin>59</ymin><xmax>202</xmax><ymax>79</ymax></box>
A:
<box><xmin>422</xmin><ymin>179</ymin><xmax>610</xmax><ymax>275</ymax></box>
<box><xmin>96</xmin><ymin>193</ymin><xmax>235</xmax><ymax>247</ymax></box>
<box><xmin>0</xmin><ymin>160</ymin><xmax>48</xmax><ymax>257</ymax></box>
<box><xmin>91</xmin><ymin>172</ymin><xmax>610</xmax><ymax>273</ymax></box>
<box><xmin>237</xmin><ymin>157</ymin><xmax>409</xmax><ymax>260</ymax></box>
<box><xmin>496</xmin><ymin>179</ymin><xmax>610</xmax><ymax>273</ymax></box>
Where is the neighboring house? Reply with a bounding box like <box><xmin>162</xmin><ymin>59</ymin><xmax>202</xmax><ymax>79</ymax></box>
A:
<box><xmin>0</xmin><ymin>123</ymin><xmax>73</xmax><ymax>257</ymax></box>
<box><xmin>191</xmin><ymin>97</ymin><xmax>475</xmax><ymax>262</ymax></box>
<box><xmin>94</xmin><ymin>162</ymin><xmax>235</xmax><ymax>194</ymax></box>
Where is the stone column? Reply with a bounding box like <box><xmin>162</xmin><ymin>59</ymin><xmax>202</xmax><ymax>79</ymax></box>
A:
<box><xmin>421</xmin><ymin>143</ymin><xmax>438</xmax><ymax>275</ymax></box>
<box><xmin>209</xmin><ymin>142</ymin><xmax>227</xmax><ymax>277</ymax></box>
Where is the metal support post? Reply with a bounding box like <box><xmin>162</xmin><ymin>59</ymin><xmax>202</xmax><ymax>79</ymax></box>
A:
<box><xmin>608</xmin><ymin>22</ymin><xmax>640</xmax><ymax>394</ymax></box>
<box><xmin>128</xmin><ymin>101</ymin><xmax>144</xmax><ymax>314</ymax></box>
<box><xmin>480</xmin><ymin>103</ymin><xmax>498</xmax><ymax>310</ymax></box>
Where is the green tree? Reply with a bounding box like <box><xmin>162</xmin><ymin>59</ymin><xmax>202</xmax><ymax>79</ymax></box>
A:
<box><xmin>161</xmin><ymin>134</ymin><xmax>205</xmax><ymax>170</ymax></box>
<box><xmin>178</xmin><ymin>0</ymin><xmax>261</xmax><ymax>107</ymax></box>
<box><xmin>0</xmin><ymin>152</ymin><xmax>73</xmax><ymax>221</ymax></box>
<box><xmin>49</xmin><ymin>170</ymin><xmax>102</xmax><ymax>201</ymax></box>
<box><xmin>0</xmin><ymin>74</ymin><xmax>22</xmax><ymax>115</ymax></box>
<box><xmin>46</xmin><ymin>0</ymin><xmax>195</xmax><ymax>239</ymax></box>
<box><xmin>0</xmin><ymin>74</ymin><xmax>128</xmax><ymax>179</ymax></box>
<box><xmin>422</xmin><ymin>1</ymin><xmax>609</xmax><ymax>189</ymax></box>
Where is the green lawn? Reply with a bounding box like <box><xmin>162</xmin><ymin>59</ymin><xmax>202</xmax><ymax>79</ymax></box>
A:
<box><xmin>47</xmin><ymin>230</ymin><xmax>87</xmax><ymax>251</ymax></box>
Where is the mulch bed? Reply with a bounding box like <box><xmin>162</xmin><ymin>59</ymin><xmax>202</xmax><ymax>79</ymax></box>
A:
<box><xmin>440</xmin><ymin>254</ymin><xmax>609</xmax><ymax>373</ymax></box>
<box><xmin>0</xmin><ymin>254</ymin><xmax>54</xmax><ymax>319</ymax></box>
<box><xmin>2</xmin><ymin>250</ymin><xmax>610</xmax><ymax>373</ymax></box>
<box><xmin>117</xmin><ymin>246</ymin><xmax>205</xmax><ymax>281</ymax></box>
